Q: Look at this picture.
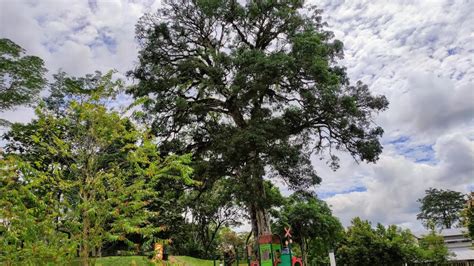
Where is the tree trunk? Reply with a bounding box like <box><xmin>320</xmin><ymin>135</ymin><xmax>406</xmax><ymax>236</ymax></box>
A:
<box><xmin>255</xmin><ymin>206</ymin><xmax>271</xmax><ymax>236</ymax></box>
<box><xmin>248</xmin><ymin>203</ymin><xmax>272</xmax><ymax>260</ymax></box>
<box><xmin>301</xmin><ymin>237</ymin><xmax>308</xmax><ymax>266</ymax></box>
<box><xmin>81</xmin><ymin>213</ymin><xmax>90</xmax><ymax>266</ymax></box>
<box><xmin>249</xmin><ymin>177</ymin><xmax>272</xmax><ymax>244</ymax></box>
<box><xmin>204</xmin><ymin>221</ymin><xmax>223</xmax><ymax>257</ymax></box>
<box><xmin>249</xmin><ymin>203</ymin><xmax>271</xmax><ymax>237</ymax></box>
<box><xmin>247</xmin><ymin>150</ymin><xmax>271</xmax><ymax>250</ymax></box>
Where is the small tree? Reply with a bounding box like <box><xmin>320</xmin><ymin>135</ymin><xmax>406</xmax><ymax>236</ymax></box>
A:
<box><xmin>417</xmin><ymin>188</ymin><xmax>466</xmax><ymax>229</ymax></box>
<box><xmin>2</xmin><ymin>72</ymin><xmax>194</xmax><ymax>265</ymax></box>
<box><xmin>186</xmin><ymin>178</ymin><xmax>242</xmax><ymax>258</ymax></box>
<box><xmin>336</xmin><ymin>218</ymin><xmax>391</xmax><ymax>265</ymax></box>
<box><xmin>417</xmin><ymin>231</ymin><xmax>450</xmax><ymax>264</ymax></box>
<box><xmin>273</xmin><ymin>192</ymin><xmax>343</xmax><ymax>266</ymax></box>
<box><xmin>216</xmin><ymin>228</ymin><xmax>246</xmax><ymax>256</ymax></box>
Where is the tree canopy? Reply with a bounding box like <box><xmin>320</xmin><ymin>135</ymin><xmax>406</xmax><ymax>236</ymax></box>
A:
<box><xmin>417</xmin><ymin>188</ymin><xmax>466</xmax><ymax>229</ymax></box>
<box><xmin>129</xmin><ymin>0</ymin><xmax>388</xmax><ymax>239</ymax></box>
<box><xmin>0</xmin><ymin>38</ymin><xmax>46</xmax><ymax>112</ymax></box>
<box><xmin>335</xmin><ymin>217</ymin><xmax>450</xmax><ymax>265</ymax></box>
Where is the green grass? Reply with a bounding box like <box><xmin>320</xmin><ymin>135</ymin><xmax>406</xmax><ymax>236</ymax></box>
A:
<box><xmin>93</xmin><ymin>256</ymin><xmax>155</xmax><ymax>266</ymax></box>
<box><xmin>47</xmin><ymin>255</ymin><xmax>247</xmax><ymax>266</ymax></box>
<box><xmin>172</xmin><ymin>256</ymin><xmax>248</xmax><ymax>266</ymax></box>
<box><xmin>173</xmin><ymin>256</ymin><xmax>215</xmax><ymax>266</ymax></box>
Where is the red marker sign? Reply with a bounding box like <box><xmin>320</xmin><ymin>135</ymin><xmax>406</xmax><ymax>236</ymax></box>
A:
<box><xmin>284</xmin><ymin>227</ymin><xmax>292</xmax><ymax>238</ymax></box>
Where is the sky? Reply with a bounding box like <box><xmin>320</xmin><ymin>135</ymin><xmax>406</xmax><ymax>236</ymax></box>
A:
<box><xmin>1</xmin><ymin>0</ymin><xmax>473</xmax><ymax>232</ymax></box>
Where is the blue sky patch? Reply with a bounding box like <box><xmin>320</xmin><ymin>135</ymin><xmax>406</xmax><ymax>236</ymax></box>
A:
<box><xmin>87</xmin><ymin>29</ymin><xmax>117</xmax><ymax>54</ymax></box>
<box><xmin>388</xmin><ymin>136</ymin><xmax>436</xmax><ymax>164</ymax></box>
<box><xmin>100</xmin><ymin>32</ymin><xmax>117</xmax><ymax>53</ymax></box>
<box><xmin>318</xmin><ymin>186</ymin><xmax>367</xmax><ymax>199</ymax></box>
<box><xmin>88</xmin><ymin>0</ymin><xmax>98</xmax><ymax>12</ymax></box>
<box><xmin>447</xmin><ymin>47</ymin><xmax>459</xmax><ymax>56</ymax></box>
<box><xmin>467</xmin><ymin>184</ymin><xmax>474</xmax><ymax>192</ymax></box>
<box><xmin>388</xmin><ymin>135</ymin><xmax>410</xmax><ymax>145</ymax></box>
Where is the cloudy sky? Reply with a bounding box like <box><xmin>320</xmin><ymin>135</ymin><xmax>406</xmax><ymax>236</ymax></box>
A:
<box><xmin>1</xmin><ymin>0</ymin><xmax>473</xmax><ymax>231</ymax></box>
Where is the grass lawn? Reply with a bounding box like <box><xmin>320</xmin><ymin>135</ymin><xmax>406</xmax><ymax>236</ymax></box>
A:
<box><xmin>93</xmin><ymin>256</ymin><xmax>155</xmax><ymax>266</ymax></box>
<box><xmin>173</xmin><ymin>256</ymin><xmax>248</xmax><ymax>266</ymax></box>
<box><xmin>58</xmin><ymin>255</ymin><xmax>248</xmax><ymax>266</ymax></box>
<box><xmin>172</xmin><ymin>256</ymin><xmax>215</xmax><ymax>266</ymax></box>
<box><xmin>92</xmin><ymin>256</ymin><xmax>216</xmax><ymax>266</ymax></box>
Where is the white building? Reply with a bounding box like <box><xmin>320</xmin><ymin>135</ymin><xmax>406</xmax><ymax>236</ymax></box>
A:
<box><xmin>416</xmin><ymin>228</ymin><xmax>474</xmax><ymax>264</ymax></box>
<box><xmin>441</xmin><ymin>228</ymin><xmax>474</xmax><ymax>263</ymax></box>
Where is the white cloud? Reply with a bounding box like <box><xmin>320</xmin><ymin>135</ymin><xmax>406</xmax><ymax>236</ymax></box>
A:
<box><xmin>385</xmin><ymin>73</ymin><xmax>474</xmax><ymax>141</ymax></box>
<box><xmin>0</xmin><ymin>0</ymin><xmax>161</xmax><ymax>76</ymax></box>
<box><xmin>313</xmin><ymin>0</ymin><xmax>474</xmax><ymax>230</ymax></box>
<box><xmin>325</xmin><ymin>134</ymin><xmax>474</xmax><ymax>230</ymax></box>
<box><xmin>0</xmin><ymin>0</ymin><xmax>161</xmax><ymax>122</ymax></box>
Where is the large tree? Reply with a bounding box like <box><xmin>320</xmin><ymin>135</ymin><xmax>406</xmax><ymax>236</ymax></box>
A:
<box><xmin>417</xmin><ymin>188</ymin><xmax>466</xmax><ymax>229</ymax></box>
<box><xmin>0</xmin><ymin>38</ymin><xmax>46</xmax><ymax>112</ymax></box>
<box><xmin>129</xmin><ymin>0</ymin><xmax>388</xmax><ymax>239</ymax></box>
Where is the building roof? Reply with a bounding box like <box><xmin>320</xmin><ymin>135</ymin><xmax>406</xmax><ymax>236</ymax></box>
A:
<box><xmin>440</xmin><ymin>228</ymin><xmax>469</xmax><ymax>237</ymax></box>
<box><xmin>450</xmin><ymin>248</ymin><xmax>474</xmax><ymax>261</ymax></box>
<box><xmin>414</xmin><ymin>227</ymin><xmax>469</xmax><ymax>238</ymax></box>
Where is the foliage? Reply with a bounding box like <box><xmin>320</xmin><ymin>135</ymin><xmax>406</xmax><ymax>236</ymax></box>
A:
<box><xmin>417</xmin><ymin>231</ymin><xmax>450</xmax><ymax>264</ymax></box>
<box><xmin>129</xmin><ymin>0</ymin><xmax>388</xmax><ymax>238</ymax></box>
<box><xmin>0</xmin><ymin>156</ymin><xmax>75</xmax><ymax>265</ymax></box>
<box><xmin>216</xmin><ymin>227</ymin><xmax>246</xmax><ymax>253</ymax></box>
<box><xmin>335</xmin><ymin>218</ymin><xmax>450</xmax><ymax>265</ymax></box>
<box><xmin>185</xmin><ymin>178</ymin><xmax>243</xmax><ymax>258</ymax></box>
<box><xmin>468</xmin><ymin>207</ymin><xmax>474</xmax><ymax>240</ymax></box>
<box><xmin>44</xmin><ymin>70</ymin><xmax>122</xmax><ymax>114</ymax></box>
<box><xmin>0</xmin><ymin>38</ymin><xmax>46</xmax><ymax>111</ymax></box>
<box><xmin>417</xmin><ymin>188</ymin><xmax>466</xmax><ymax>229</ymax></box>
<box><xmin>462</xmin><ymin>192</ymin><xmax>474</xmax><ymax>239</ymax></box>
<box><xmin>273</xmin><ymin>192</ymin><xmax>343</xmax><ymax>266</ymax></box>
<box><xmin>1</xmin><ymin>72</ymin><xmax>194</xmax><ymax>265</ymax></box>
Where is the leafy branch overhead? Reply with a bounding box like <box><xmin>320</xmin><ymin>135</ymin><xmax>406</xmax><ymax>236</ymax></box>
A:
<box><xmin>130</xmin><ymin>0</ymin><xmax>388</xmax><ymax>183</ymax></box>
<box><xmin>0</xmin><ymin>38</ymin><xmax>47</xmax><ymax>111</ymax></box>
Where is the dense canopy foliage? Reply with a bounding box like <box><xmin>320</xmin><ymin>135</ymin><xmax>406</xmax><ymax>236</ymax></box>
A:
<box><xmin>336</xmin><ymin>218</ymin><xmax>450</xmax><ymax>265</ymax></box>
<box><xmin>129</xmin><ymin>0</ymin><xmax>388</xmax><ymax>238</ymax></box>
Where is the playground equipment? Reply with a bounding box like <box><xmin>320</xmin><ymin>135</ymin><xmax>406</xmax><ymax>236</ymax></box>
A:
<box><xmin>152</xmin><ymin>239</ymin><xmax>170</xmax><ymax>262</ymax></box>
<box><xmin>249</xmin><ymin>227</ymin><xmax>303</xmax><ymax>266</ymax></box>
